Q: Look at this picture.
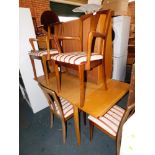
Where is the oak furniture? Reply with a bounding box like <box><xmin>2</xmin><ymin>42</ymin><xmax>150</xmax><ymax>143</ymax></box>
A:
<box><xmin>53</xmin><ymin>13</ymin><xmax>112</xmax><ymax>84</ymax></box>
<box><xmin>127</xmin><ymin>36</ymin><xmax>135</xmax><ymax>65</ymax></box>
<box><xmin>52</xmin><ymin>10</ymin><xmax>112</xmax><ymax>107</ymax></box>
<box><xmin>88</xmin><ymin>64</ymin><xmax>135</xmax><ymax>155</ymax></box>
<box><xmin>37</xmin><ymin>72</ymin><xmax>129</xmax><ymax>145</ymax></box>
<box><xmin>38</xmin><ymin>83</ymin><xmax>74</xmax><ymax>143</ymax></box>
<box><xmin>29</xmin><ymin>28</ymin><xmax>59</xmax><ymax>85</ymax></box>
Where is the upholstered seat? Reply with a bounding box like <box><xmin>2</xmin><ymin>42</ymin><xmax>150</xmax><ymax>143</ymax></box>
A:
<box><xmin>88</xmin><ymin>105</ymin><xmax>125</xmax><ymax>137</ymax></box>
<box><xmin>51</xmin><ymin>52</ymin><xmax>103</xmax><ymax>65</ymax></box>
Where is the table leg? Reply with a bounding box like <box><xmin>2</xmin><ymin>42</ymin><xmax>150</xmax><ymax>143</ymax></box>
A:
<box><xmin>73</xmin><ymin>105</ymin><xmax>81</xmax><ymax>144</ymax></box>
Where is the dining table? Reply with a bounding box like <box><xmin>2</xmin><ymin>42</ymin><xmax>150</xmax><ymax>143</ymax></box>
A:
<box><xmin>38</xmin><ymin>72</ymin><xmax>129</xmax><ymax>144</ymax></box>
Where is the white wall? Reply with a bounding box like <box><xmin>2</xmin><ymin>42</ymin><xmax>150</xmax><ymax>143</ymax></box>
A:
<box><xmin>19</xmin><ymin>8</ymin><xmax>48</xmax><ymax>113</ymax></box>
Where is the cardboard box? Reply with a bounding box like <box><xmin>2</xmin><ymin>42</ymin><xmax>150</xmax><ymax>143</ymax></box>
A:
<box><xmin>102</xmin><ymin>0</ymin><xmax>129</xmax><ymax>16</ymax></box>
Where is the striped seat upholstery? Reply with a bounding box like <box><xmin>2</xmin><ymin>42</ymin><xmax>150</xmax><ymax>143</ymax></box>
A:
<box><xmin>29</xmin><ymin>49</ymin><xmax>58</xmax><ymax>57</ymax></box>
<box><xmin>88</xmin><ymin>105</ymin><xmax>125</xmax><ymax>137</ymax></box>
<box><xmin>51</xmin><ymin>96</ymin><xmax>73</xmax><ymax>119</ymax></box>
<box><xmin>51</xmin><ymin>52</ymin><xmax>103</xmax><ymax>65</ymax></box>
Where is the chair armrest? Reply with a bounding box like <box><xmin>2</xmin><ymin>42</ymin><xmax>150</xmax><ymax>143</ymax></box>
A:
<box><xmin>85</xmin><ymin>31</ymin><xmax>106</xmax><ymax>70</ymax></box>
<box><xmin>29</xmin><ymin>38</ymin><xmax>38</xmax><ymax>51</ymax></box>
<box><xmin>53</xmin><ymin>35</ymin><xmax>82</xmax><ymax>53</ymax></box>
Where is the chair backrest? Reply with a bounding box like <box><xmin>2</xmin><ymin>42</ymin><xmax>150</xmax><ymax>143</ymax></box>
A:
<box><xmin>127</xmin><ymin>64</ymin><xmax>135</xmax><ymax>107</ymax></box>
<box><xmin>90</xmin><ymin>10</ymin><xmax>112</xmax><ymax>55</ymax></box>
<box><xmin>116</xmin><ymin>64</ymin><xmax>135</xmax><ymax>155</ymax></box>
<box><xmin>38</xmin><ymin>83</ymin><xmax>65</xmax><ymax>120</ymax></box>
<box><xmin>116</xmin><ymin>103</ymin><xmax>135</xmax><ymax>155</ymax></box>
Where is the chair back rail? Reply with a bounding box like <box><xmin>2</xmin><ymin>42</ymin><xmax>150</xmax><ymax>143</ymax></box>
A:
<box><xmin>88</xmin><ymin>64</ymin><xmax>135</xmax><ymax>155</ymax></box>
<box><xmin>116</xmin><ymin>103</ymin><xmax>135</xmax><ymax>155</ymax></box>
<box><xmin>38</xmin><ymin>83</ymin><xmax>65</xmax><ymax>120</ymax></box>
<box><xmin>127</xmin><ymin>64</ymin><xmax>135</xmax><ymax>106</ymax></box>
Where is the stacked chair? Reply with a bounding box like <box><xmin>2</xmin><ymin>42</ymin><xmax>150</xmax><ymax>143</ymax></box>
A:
<box><xmin>52</xmin><ymin>10</ymin><xmax>112</xmax><ymax>107</ymax></box>
<box><xmin>28</xmin><ymin>9</ymin><xmax>135</xmax><ymax>154</ymax></box>
<box><xmin>29</xmin><ymin>10</ymin><xmax>61</xmax><ymax>85</ymax></box>
<box><xmin>88</xmin><ymin>64</ymin><xmax>135</xmax><ymax>155</ymax></box>
<box><xmin>29</xmin><ymin>33</ymin><xmax>59</xmax><ymax>85</ymax></box>
<box><xmin>38</xmin><ymin>83</ymin><xmax>74</xmax><ymax>143</ymax></box>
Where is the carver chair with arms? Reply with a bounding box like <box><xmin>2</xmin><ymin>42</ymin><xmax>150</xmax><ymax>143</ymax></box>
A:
<box><xmin>88</xmin><ymin>64</ymin><xmax>135</xmax><ymax>155</ymax></box>
<box><xmin>28</xmin><ymin>26</ymin><xmax>59</xmax><ymax>85</ymax></box>
<box><xmin>38</xmin><ymin>83</ymin><xmax>74</xmax><ymax>143</ymax></box>
<box><xmin>52</xmin><ymin>10</ymin><xmax>112</xmax><ymax>107</ymax></box>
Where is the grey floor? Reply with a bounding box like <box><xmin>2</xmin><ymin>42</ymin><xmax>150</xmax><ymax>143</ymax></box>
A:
<box><xmin>19</xmin><ymin>66</ymin><xmax>131</xmax><ymax>155</ymax></box>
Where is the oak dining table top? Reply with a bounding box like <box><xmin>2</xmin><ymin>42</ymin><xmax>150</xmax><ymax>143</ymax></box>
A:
<box><xmin>38</xmin><ymin>72</ymin><xmax>129</xmax><ymax>144</ymax></box>
<box><xmin>38</xmin><ymin>72</ymin><xmax>129</xmax><ymax>117</ymax></box>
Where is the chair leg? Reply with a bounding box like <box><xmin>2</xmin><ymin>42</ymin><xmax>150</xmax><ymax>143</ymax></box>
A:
<box><xmin>116</xmin><ymin>143</ymin><xmax>120</xmax><ymax>155</ymax></box>
<box><xmin>89</xmin><ymin>121</ymin><xmax>94</xmax><ymax>142</ymax></box>
<box><xmin>78</xmin><ymin>64</ymin><xmax>85</xmax><ymax>107</ymax></box>
<box><xmin>116</xmin><ymin>132</ymin><xmax>122</xmax><ymax>155</ymax></box>
<box><xmin>102</xmin><ymin>63</ymin><xmax>107</xmax><ymax>90</ymax></box>
<box><xmin>54</xmin><ymin>62</ymin><xmax>61</xmax><ymax>92</ymax></box>
<box><xmin>73</xmin><ymin>105</ymin><xmax>81</xmax><ymax>145</ymax></box>
<box><xmin>83</xmin><ymin>112</ymin><xmax>86</xmax><ymax>125</ymax></box>
<box><xmin>50</xmin><ymin>112</ymin><xmax>54</xmax><ymax>128</ymax></box>
<box><xmin>62</xmin><ymin>120</ymin><xmax>66</xmax><ymax>144</ymax></box>
<box><xmin>47</xmin><ymin>60</ymin><xmax>54</xmax><ymax>74</ymax></box>
<box><xmin>41</xmin><ymin>56</ymin><xmax>49</xmax><ymax>85</ymax></box>
<box><xmin>29</xmin><ymin>56</ymin><xmax>37</xmax><ymax>81</ymax></box>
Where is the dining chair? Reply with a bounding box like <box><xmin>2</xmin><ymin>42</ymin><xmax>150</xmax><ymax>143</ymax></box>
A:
<box><xmin>38</xmin><ymin>83</ymin><xmax>74</xmax><ymax>143</ymax></box>
<box><xmin>29</xmin><ymin>26</ymin><xmax>59</xmax><ymax>85</ymax></box>
<box><xmin>52</xmin><ymin>10</ymin><xmax>112</xmax><ymax>107</ymax></box>
<box><xmin>88</xmin><ymin>64</ymin><xmax>135</xmax><ymax>155</ymax></box>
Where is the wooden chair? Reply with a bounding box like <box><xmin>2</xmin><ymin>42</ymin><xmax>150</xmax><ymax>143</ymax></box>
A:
<box><xmin>29</xmin><ymin>26</ymin><xmax>59</xmax><ymax>84</ymax></box>
<box><xmin>38</xmin><ymin>83</ymin><xmax>74</xmax><ymax>143</ymax></box>
<box><xmin>52</xmin><ymin>10</ymin><xmax>112</xmax><ymax>107</ymax></box>
<box><xmin>88</xmin><ymin>64</ymin><xmax>135</xmax><ymax>155</ymax></box>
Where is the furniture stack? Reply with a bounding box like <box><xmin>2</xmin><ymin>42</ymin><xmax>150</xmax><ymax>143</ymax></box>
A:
<box><xmin>28</xmin><ymin>9</ymin><xmax>134</xmax><ymax>155</ymax></box>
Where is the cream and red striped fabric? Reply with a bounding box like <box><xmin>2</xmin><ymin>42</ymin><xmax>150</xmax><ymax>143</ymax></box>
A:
<box><xmin>88</xmin><ymin>105</ymin><xmax>125</xmax><ymax>137</ymax></box>
<box><xmin>51</xmin><ymin>52</ymin><xmax>103</xmax><ymax>65</ymax></box>
<box><xmin>29</xmin><ymin>49</ymin><xmax>58</xmax><ymax>57</ymax></box>
<box><xmin>51</xmin><ymin>96</ymin><xmax>73</xmax><ymax>119</ymax></box>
